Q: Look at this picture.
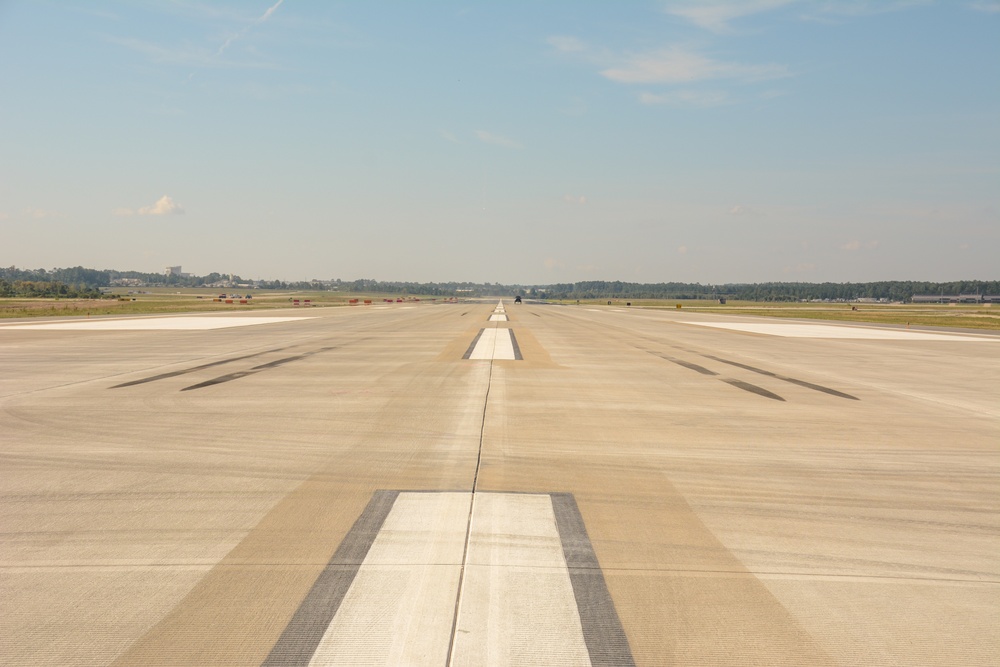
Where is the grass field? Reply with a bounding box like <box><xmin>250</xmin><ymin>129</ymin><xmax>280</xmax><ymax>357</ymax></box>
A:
<box><xmin>0</xmin><ymin>289</ymin><xmax>453</xmax><ymax>319</ymax></box>
<box><xmin>555</xmin><ymin>298</ymin><xmax>1000</xmax><ymax>331</ymax></box>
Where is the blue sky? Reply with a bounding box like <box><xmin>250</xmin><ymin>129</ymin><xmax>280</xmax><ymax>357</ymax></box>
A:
<box><xmin>1</xmin><ymin>1</ymin><xmax>997</xmax><ymax>283</ymax></box>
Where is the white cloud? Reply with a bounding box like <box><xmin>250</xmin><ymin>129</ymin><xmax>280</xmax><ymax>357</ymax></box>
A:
<box><xmin>439</xmin><ymin>129</ymin><xmax>460</xmax><ymax>144</ymax></box>
<box><xmin>543</xmin><ymin>257</ymin><xmax>565</xmax><ymax>270</ymax></box>
<box><xmin>118</xmin><ymin>195</ymin><xmax>185</xmax><ymax>217</ymax></box>
<box><xmin>640</xmin><ymin>90</ymin><xmax>731</xmax><ymax>107</ymax></box>
<box><xmin>664</xmin><ymin>0</ymin><xmax>798</xmax><ymax>33</ymax></box>
<box><xmin>140</xmin><ymin>195</ymin><xmax>184</xmax><ymax>215</ymax></box>
<box><xmin>601</xmin><ymin>46</ymin><xmax>788</xmax><ymax>84</ymax></box>
<box><xmin>475</xmin><ymin>130</ymin><xmax>522</xmax><ymax>149</ymax></box>
<box><xmin>563</xmin><ymin>194</ymin><xmax>587</xmax><ymax>205</ymax></box>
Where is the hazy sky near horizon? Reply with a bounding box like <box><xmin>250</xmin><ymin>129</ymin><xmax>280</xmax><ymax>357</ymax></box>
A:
<box><xmin>1</xmin><ymin>1</ymin><xmax>997</xmax><ymax>284</ymax></box>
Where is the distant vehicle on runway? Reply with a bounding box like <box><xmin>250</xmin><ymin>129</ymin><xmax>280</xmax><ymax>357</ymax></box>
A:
<box><xmin>514</xmin><ymin>295</ymin><xmax>522</xmax><ymax>303</ymax></box>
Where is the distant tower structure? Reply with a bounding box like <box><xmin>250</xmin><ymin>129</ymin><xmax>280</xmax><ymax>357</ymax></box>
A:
<box><xmin>166</xmin><ymin>266</ymin><xmax>183</xmax><ymax>277</ymax></box>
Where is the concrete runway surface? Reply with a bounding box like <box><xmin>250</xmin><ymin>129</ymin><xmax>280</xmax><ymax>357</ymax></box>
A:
<box><xmin>1</xmin><ymin>301</ymin><xmax>997</xmax><ymax>666</ymax></box>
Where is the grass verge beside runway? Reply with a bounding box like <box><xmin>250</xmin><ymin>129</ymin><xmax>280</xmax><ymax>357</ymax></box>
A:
<box><xmin>0</xmin><ymin>289</ymin><xmax>454</xmax><ymax>319</ymax></box>
<box><xmin>553</xmin><ymin>299</ymin><xmax>1000</xmax><ymax>331</ymax></box>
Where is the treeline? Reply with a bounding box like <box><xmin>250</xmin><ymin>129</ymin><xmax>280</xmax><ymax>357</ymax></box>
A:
<box><xmin>535</xmin><ymin>280</ymin><xmax>1000</xmax><ymax>301</ymax></box>
<box><xmin>2</xmin><ymin>267</ymin><xmax>997</xmax><ymax>301</ymax></box>
<box><xmin>0</xmin><ymin>279</ymin><xmax>103</xmax><ymax>299</ymax></box>
<box><xmin>0</xmin><ymin>266</ymin><xmax>241</xmax><ymax>288</ymax></box>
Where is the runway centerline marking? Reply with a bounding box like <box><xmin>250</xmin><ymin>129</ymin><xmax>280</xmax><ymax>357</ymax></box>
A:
<box><xmin>265</xmin><ymin>491</ymin><xmax>633</xmax><ymax>666</ymax></box>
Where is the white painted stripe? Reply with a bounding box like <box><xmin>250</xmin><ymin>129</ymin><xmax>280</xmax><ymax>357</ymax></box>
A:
<box><xmin>2</xmin><ymin>316</ymin><xmax>312</xmax><ymax>331</ymax></box>
<box><xmin>682</xmin><ymin>321</ymin><xmax>998</xmax><ymax>341</ymax></box>
<box><xmin>450</xmin><ymin>493</ymin><xmax>591</xmax><ymax>666</ymax></box>
<box><xmin>468</xmin><ymin>328</ymin><xmax>517</xmax><ymax>360</ymax></box>
<box><xmin>308</xmin><ymin>493</ymin><xmax>470</xmax><ymax>666</ymax></box>
<box><xmin>489</xmin><ymin>314</ymin><xmax>508</xmax><ymax>322</ymax></box>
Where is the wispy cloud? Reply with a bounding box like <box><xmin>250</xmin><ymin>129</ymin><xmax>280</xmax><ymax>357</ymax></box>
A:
<box><xmin>111</xmin><ymin>0</ymin><xmax>285</xmax><ymax>73</ymax></box>
<box><xmin>563</xmin><ymin>194</ymin><xmax>587</xmax><ymax>205</ymax></box>
<box><xmin>475</xmin><ymin>130</ymin><xmax>522</xmax><ymax>149</ymax></box>
<box><xmin>115</xmin><ymin>195</ymin><xmax>185</xmax><ymax>217</ymax></box>
<box><xmin>729</xmin><ymin>204</ymin><xmax>763</xmax><ymax>215</ymax></box>
<box><xmin>640</xmin><ymin>90</ymin><xmax>731</xmax><ymax>107</ymax></box>
<box><xmin>601</xmin><ymin>46</ymin><xmax>788</xmax><ymax>84</ymax></box>
<box><xmin>109</xmin><ymin>36</ymin><xmax>278</xmax><ymax>70</ymax></box>
<box><xmin>968</xmin><ymin>0</ymin><xmax>1000</xmax><ymax>12</ymax></box>
<box><xmin>216</xmin><ymin>0</ymin><xmax>284</xmax><ymax>57</ymax></box>
<box><xmin>547</xmin><ymin>35</ymin><xmax>589</xmax><ymax>53</ymax></box>
<box><xmin>812</xmin><ymin>0</ymin><xmax>933</xmax><ymax>17</ymax></box>
<box><xmin>23</xmin><ymin>207</ymin><xmax>62</xmax><ymax>219</ymax></box>
<box><xmin>663</xmin><ymin>0</ymin><xmax>798</xmax><ymax>33</ymax></box>
<box><xmin>783</xmin><ymin>262</ymin><xmax>816</xmax><ymax>274</ymax></box>
<box><xmin>666</xmin><ymin>0</ymin><xmax>933</xmax><ymax>31</ymax></box>
<box><xmin>840</xmin><ymin>239</ymin><xmax>879</xmax><ymax>251</ymax></box>
<box><xmin>439</xmin><ymin>129</ymin><xmax>461</xmax><ymax>144</ymax></box>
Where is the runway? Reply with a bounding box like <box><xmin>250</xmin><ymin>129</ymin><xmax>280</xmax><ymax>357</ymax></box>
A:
<box><xmin>1</xmin><ymin>301</ymin><xmax>997</xmax><ymax>666</ymax></box>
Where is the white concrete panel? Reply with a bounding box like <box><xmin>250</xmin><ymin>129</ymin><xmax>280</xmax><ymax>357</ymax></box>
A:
<box><xmin>682</xmin><ymin>321</ymin><xmax>998</xmax><ymax>341</ymax></box>
<box><xmin>308</xmin><ymin>492</ymin><xmax>470</xmax><ymax>666</ymax></box>
<box><xmin>489</xmin><ymin>314</ymin><xmax>508</xmax><ymax>322</ymax></box>
<box><xmin>450</xmin><ymin>493</ymin><xmax>591</xmax><ymax>667</ymax></box>
<box><xmin>2</xmin><ymin>316</ymin><xmax>311</xmax><ymax>331</ymax></box>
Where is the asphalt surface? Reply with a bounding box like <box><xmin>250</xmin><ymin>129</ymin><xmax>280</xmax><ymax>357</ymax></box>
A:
<box><xmin>1</xmin><ymin>301</ymin><xmax>997</xmax><ymax>666</ymax></box>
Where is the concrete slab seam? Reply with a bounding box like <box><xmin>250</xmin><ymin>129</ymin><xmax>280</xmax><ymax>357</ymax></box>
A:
<box><xmin>262</xmin><ymin>490</ymin><xmax>399</xmax><ymax>666</ymax></box>
<box><xmin>462</xmin><ymin>329</ymin><xmax>485</xmax><ymax>359</ymax></box>
<box><xmin>509</xmin><ymin>330</ymin><xmax>523</xmax><ymax>360</ymax></box>
<box><xmin>550</xmin><ymin>492</ymin><xmax>636</xmax><ymax>667</ymax></box>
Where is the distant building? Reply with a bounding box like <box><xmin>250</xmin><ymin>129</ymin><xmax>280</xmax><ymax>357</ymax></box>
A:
<box><xmin>165</xmin><ymin>266</ymin><xmax>191</xmax><ymax>278</ymax></box>
<box><xmin>912</xmin><ymin>294</ymin><xmax>999</xmax><ymax>304</ymax></box>
<box><xmin>110</xmin><ymin>278</ymin><xmax>144</xmax><ymax>287</ymax></box>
